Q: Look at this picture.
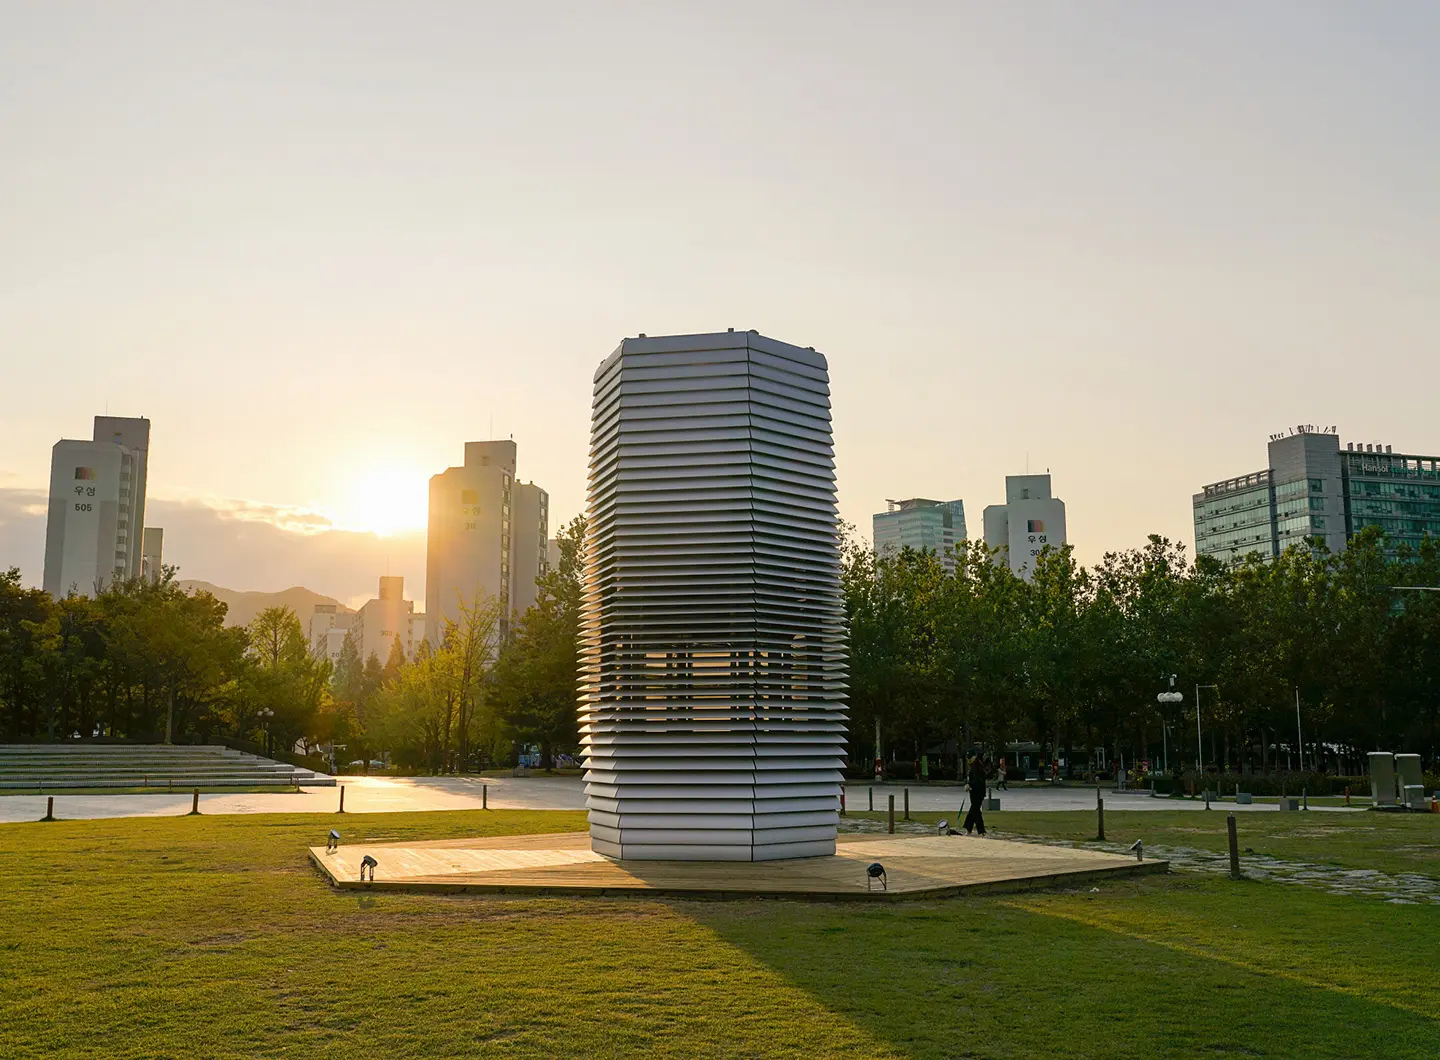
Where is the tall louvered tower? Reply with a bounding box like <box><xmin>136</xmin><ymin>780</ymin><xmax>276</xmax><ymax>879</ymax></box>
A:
<box><xmin>580</xmin><ymin>331</ymin><xmax>848</xmax><ymax>861</ymax></box>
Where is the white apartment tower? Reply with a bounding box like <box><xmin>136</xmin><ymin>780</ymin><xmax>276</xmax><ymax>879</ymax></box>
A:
<box><xmin>141</xmin><ymin>528</ymin><xmax>164</xmax><ymax>583</ymax></box>
<box><xmin>510</xmin><ymin>482</ymin><xmax>550</xmax><ymax>617</ymax></box>
<box><xmin>982</xmin><ymin>473</ymin><xmax>1068</xmax><ymax>580</ymax></box>
<box><xmin>426</xmin><ymin>440</ymin><xmax>550</xmax><ymax>643</ymax></box>
<box><xmin>309</xmin><ymin>605</ymin><xmax>355</xmax><ymax>663</ymax></box>
<box><xmin>354</xmin><ymin>575</ymin><xmax>423</xmax><ymax>663</ymax></box>
<box><xmin>43</xmin><ymin>416</ymin><xmax>152</xmax><ymax>597</ymax></box>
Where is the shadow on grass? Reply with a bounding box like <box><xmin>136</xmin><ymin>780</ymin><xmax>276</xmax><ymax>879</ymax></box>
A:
<box><xmin>683</xmin><ymin>874</ymin><xmax>1440</xmax><ymax>1060</ymax></box>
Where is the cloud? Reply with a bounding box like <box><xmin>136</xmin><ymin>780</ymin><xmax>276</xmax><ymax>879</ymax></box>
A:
<box><xmin>0</xmin><ymin>489</ymin><xmax>426</xmax><ymax>607</ymax></box>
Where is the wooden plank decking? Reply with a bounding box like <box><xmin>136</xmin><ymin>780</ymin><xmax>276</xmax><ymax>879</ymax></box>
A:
<box><xmin>308</xmin><ymin>832</ymin><xmax>1166</xmax><ymax>901</ymax></box>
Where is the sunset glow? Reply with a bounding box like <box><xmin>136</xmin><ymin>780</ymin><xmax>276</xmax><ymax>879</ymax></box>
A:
<box><xmin>337</xmin><ymin>465</ymin><xmax>429</xmax><ymax>538</ymax></box>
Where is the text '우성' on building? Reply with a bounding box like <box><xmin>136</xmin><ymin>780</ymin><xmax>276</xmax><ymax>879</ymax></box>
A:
<box><xmin>580</xmin><ymin>330</ymin><xmax>849</xmax><ymax>862</ymax></box>
<box><xmin>43</xmin><ymin>416</ymin><xmax>161</xmax><ymax>598</ymax></box>
<box><xmin>981</xmin><ymin>473</ymin><xmax>1068</xmax><ymax>580</ymax></box>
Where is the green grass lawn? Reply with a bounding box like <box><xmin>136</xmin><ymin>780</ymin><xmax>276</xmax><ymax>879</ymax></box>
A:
<box><xmin>2</xmin><ymin>809</ymin><xmax>1437</xmax><ymax>1059</ymax></box>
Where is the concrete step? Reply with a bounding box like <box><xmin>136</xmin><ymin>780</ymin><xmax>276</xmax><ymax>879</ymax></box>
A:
<box><xmin>0</xmin><ymin>773</ymin><xmax>336</xmax><ymax>789</ymax></box>
<box><xmin>0</xmin><ymin>743</ymin><xmax>335</xmax><ymax>787</ymax></box>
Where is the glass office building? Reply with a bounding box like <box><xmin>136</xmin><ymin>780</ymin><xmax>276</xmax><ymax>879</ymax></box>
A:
<box><xmin>1193</xmin><ymin>470</ymin><xmax>1278</xmax><ymax>565</ymax></box>
<box><xmin>873</xmin><ymin>498</ymin><xmax>967</xmax><ymax>571</ymax></box>
<box><xmin>1194</xmin><ymin>428</ymin><xmax>1440</xmax><ymax>564</ymax></box>
<box><xmin>1342</xmin><ymin>447</ymin><xmax>1440</xmax><ymax>553</ymax></box>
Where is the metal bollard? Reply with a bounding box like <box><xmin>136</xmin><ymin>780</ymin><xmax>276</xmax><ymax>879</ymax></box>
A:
<box><xmin>840</xmin><ymin>789</ymin><xmax>846</xmax><ymax>816</ymax></box>
<box><xmin>888</xmin><ymin>795</ymin><xmax>895</xmax><ymax>834</ymax></box>
<box><xmin>1227</xmin><ymin>812</ymin><xmax>1241</xmax><ymax>880</ymax></box>
<box><xmin>190</xmin><ymin>789</ymin><xmax>200</xmax><ymax>815</ymax></box>
<box><xmin>42</xmin><ymin>796</ymin><xmax>55</xmax><ymax>822</ymax></box>
<box><xmin>482</xmin><ymin>784</ymin><xmax>488</xmax><ymax>810</ymax></box>
<box><xmin>1302</xmin><ymin>788</ymin><xmax>1308</xmax><ymax>811</ymax></box>
<box><xmin>868</xmin><ymin>787</ymin><xmax>874</xmax><ymax>812</ymax></box>
<box><xmin>904</xmin><ymin>787</ymin><xmax>910</xmax><ymax>821</ymax></box>
<box><xmin>1097</xmin><ymin>795</ymin><xmax>1105</xmax><ymax>841</ymax></box>
<box><xmin>338</xmin><ymin>786</ymin><xmax>346</xmax><ymax>813</ymax></box>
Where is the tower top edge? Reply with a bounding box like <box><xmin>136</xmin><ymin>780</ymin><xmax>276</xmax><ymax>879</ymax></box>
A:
<box><xmin>593</xmin><ymin>332</ymin><xmax>828</xmax><ymax>381</ymax></box>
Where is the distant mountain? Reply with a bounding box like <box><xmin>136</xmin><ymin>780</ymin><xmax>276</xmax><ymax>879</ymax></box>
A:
<box><xmin>177</xmin><ymin>580</ymin><xmax>351</xmax><ymax>628</ymax></box>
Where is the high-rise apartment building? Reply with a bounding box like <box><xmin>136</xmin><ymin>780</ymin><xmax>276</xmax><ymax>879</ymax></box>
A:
<box><xmin>309</xmin><ymin>604</ymin><xmax>355</xmax><ymax>663</ymax></box>
<box><xmin>873</xmin><ymin>498</ymin><xmax>966</xmax><ymax>570</ymax></box>
<box><xmin>43</xmin><ymin>416</ymin><xmax>151</xmax><ymax>597</ymax></box>
<box><xmin>426</xmin><ymin>440</ymin><xmax>548</xmax><ymax>642</ymax></box>
<box><xmin>510</xmin><ymin>481</ymin><xmax>550</xmax><ymax>617</ymax></box>
<box><xmin>427</xmin><ymin>440</ymin><xmax>515</xmax><ymax>642</ymax></box>
<box><xmin>1194</xmin><ymin>427</ymin><xmax>1440</xmax><ymax>564</ymax></box>
<box><xmin>353</xmin><ymin>576</ymin><xmax>424</xmax><ymax>663</ymax></box>
<box><xmin>982</xmin><ymin>474</ymin><xmax>1068</xmax><ymax>580</ymax></box>
<box><xmin>141</xmin><ymin>528</ymin><xmax>164</xmax><ymax>583</ymax></box>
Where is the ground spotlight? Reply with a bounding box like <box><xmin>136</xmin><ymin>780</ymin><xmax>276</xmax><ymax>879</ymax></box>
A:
<box><xmin>326</xmin><ymin>829</ymin><xmax>340</xmax><ymax>853</ymax></box>
<box><xmin>360</xmin><ymin>854</ymin><xmax>378</xmax><ymax>882</ymax></box>
<box><xmin>1130</xmin><ymin>839</ymin><xmax>1144</xmax><ymax>861</ymax></box>
<box><xmin>937</xmin><ymin>820</ymin><xmax>950</xmax><ymax>836</ymax></box>
<box><xmin>866</xmin><ymin>862</ymin><xmax>887</xmax><ymax>891</ymax></box>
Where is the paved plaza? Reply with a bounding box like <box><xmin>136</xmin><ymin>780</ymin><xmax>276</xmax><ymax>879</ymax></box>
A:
<box><xmin>310</xmin><ymin>829</ymin><xmax>1167</xmax><ymax>899</ymax></box>
<box><xmin>0</xmin><ymin>774</ymin><xmax>1363</xmax><ymax>823</ymax></box>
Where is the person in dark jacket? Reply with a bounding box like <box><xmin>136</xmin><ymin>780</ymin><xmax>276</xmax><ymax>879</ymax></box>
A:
<box><xmin>963</xmin><ymin>754</ymin><xmax>988</xmax><ymax>835</ymax></box>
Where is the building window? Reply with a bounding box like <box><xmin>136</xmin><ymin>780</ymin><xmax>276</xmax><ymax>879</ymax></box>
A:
<box><xmin>1310</xmin><ymin>479</ymin><xmax>1324</xmax><ymax>492</ymax></box>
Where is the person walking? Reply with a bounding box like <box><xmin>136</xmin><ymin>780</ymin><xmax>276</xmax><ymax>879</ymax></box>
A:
<box><xmin>997</xmin><ymin>756</ymin><xmax>1009</xmax><ymax>791</ymax></box>
<box><xmin>963</xmin><ymin>754</ymin><xmax>988</xmax><ymax>836</ymax></box>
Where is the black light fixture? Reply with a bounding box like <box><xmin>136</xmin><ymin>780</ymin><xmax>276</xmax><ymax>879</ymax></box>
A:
<box><xmin>326</xmin><ymin>829</ymin><xmax>340</xmax><ymax>853</ymax></box>
<box><xmin>937</xmin><ymin>820</ymin><xmax>950</xmax><ymax>836</ymax></box>
<box><xmin>866</xmin><ymin>862</ymin><xmax>887</xmax><ymax>891</ymax></box>
<box><xmin>1130</xmin><ymin>839</ymin><xmax>1144</xmax><ymax>861</ymax></box>
<box><xmin>360</xmin><ymin>854</ymin><xmax>378</xmax><ymax>882</ymax></box>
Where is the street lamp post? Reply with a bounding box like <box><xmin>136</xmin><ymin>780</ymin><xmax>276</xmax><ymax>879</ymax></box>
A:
<box><xmin>1156</xmin><ymin>674</ymin><xmax>1184</xmax><ymax>771</ymax></box>
<box><xmin>260</xmin><ymin>708</ymin><xmax>274</xmax><ymax>757</ymax></box>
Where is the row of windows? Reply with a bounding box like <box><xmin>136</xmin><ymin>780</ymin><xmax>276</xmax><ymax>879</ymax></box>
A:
<box><xmin>1196</xmin><ymin>514</ymin><xmax>1271</xmax><ymax>536</ymax></box>
<box><xmin>1277</xmin><ymin>515</ymin><xmax>1325</xmax><ymax>537</ymax></box>
<box><xmin>1349</xmin><ymin>480</ymin><xmax>1440</xmax><ymax>500</ymax></box>
<box><xmin>1351</xmin><ymin>500</ymin><xmax>1440</xmax><ymax>517</ymax></box>
<box><xmin>1353</xmin><ymin>516</ymin><xmax>1440</xmax><ymax>535</ymax></box>
<box><xmin>1197</xmin><ymin>528</ymin><xmax>1273</xmax><ymax>551</ymax></box>
<box><xmin>1194</xmin><ymin>492</ymin><xmax>1271</xmax><ymax>518</ymax></box>
<box><xmin>1275</xmin><ymin>478</ymin><xmax>1326</xmax><ymax>499</ymax></box>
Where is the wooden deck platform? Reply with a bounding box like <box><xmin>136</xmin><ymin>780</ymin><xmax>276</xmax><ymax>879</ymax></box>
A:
<box><xmin>308</xmin><ymin>832</ymin><xmax>1167</xmax><ymax>901</ymax></box>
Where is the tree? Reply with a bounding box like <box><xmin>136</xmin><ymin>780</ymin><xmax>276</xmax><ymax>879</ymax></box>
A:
<box><xmin>243</xmin><ymin>606</ymin><xmax>330</xmax><ymax>752</ymax></box>
<box><xmin>490</xmin><ymin>516</ymin><xmax>587</xmax><ymax>769</ymax></box>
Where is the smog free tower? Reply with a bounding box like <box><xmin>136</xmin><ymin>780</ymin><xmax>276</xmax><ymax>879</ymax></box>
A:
<box><xmin>580</xmin><ymin>331</ymin><xmax>848</xmax><ymax>861</ymax></box>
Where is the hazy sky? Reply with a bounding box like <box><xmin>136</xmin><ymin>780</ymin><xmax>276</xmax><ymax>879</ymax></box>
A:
<box><xmin>3</xmin><ymin>2</ymin><xmax>1438</xmax><ymax>606</ymax></box>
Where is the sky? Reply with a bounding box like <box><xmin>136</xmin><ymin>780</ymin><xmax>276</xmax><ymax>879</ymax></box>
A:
<box><xmin>3</xmin><ymin>2</ymin><xmax>1438</xmax><ymax>607</ymax></box>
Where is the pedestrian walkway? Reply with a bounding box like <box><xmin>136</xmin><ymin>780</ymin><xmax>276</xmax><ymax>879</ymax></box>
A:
<box><xmin>854</xmin><ymin>784</ymin><xmax>1363</xmax><ymax>814</ymax></box>
<box><xmin>0</xmin><ymin>775</ymin><xmax>1365</xmax><ymax>823</ymax></box>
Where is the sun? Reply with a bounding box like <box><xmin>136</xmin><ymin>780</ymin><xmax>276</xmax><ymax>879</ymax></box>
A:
<box><xmin>338</xmin><ymin>464</ymin><xmax>430</xmax><ymax>537</ymax></box>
